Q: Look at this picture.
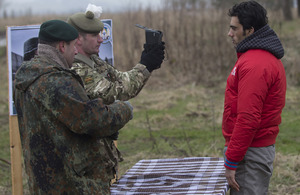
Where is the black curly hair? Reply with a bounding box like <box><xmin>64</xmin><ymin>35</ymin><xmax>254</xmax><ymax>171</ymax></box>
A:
<box><xmin>228</xmin><ymin>1</ymin><xmax>268</xmax><ymax>32</ymax></box>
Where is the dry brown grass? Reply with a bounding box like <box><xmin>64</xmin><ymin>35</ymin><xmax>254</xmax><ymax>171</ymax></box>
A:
<box><xmin>270</xmin><ymin>153</ymin><xmax>300</xmax><ymax>194</ymax></box>
<box><xmin>104</xmin><ymin>8</ymin><xmax>236</xmax><ymax>87</ymax></box>
<box><xmin>1</xmin><ymin>5</ymin><xmax>299</xmax><ymax>87</ymax></box>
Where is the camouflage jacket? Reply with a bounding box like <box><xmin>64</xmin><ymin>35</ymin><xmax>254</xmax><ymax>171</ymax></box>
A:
<box><xmin>13</xmin><ymin>44</ymin><xmax>132</xmax><ymax>195</ymax></box>
<box><xmin>71</xmin><ymin>54</ymin><xmax>151</xmax><ymax>187</ymax></box>
<box><xmin>71</xmin><ymin>53</ymin><xmax>151</xmax><ymax>105</ymax></box>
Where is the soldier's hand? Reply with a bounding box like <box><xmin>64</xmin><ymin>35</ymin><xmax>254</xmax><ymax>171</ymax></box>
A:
<box><xmin>140</xmin><ymin>42</ymin><xmax>165</xmax><ymax>72</ymax></box>
<box><xmin>115</xmin><ymin>100</ymin><xmax>133</xmax><ymax>120</ymax></box>
<box><xmin>123</xmin><ymin>101</ymin><xmax>133</xmax><ymax>120</ymax></box>
<box><xmin>143</xmin><ymin>43</ymin><xmax>156</xmax><ymax>53</ymax></box>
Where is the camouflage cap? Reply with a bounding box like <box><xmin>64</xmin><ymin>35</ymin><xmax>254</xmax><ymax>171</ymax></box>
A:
<box><xmin>67</xmin><ymin>4</ymin><xmax>104</xmax><ymax>34</ymax></box>
<box><xmin>39</xmin><ymin>20</ymin><xmax>78</xmax><ymax>42</ymax></box>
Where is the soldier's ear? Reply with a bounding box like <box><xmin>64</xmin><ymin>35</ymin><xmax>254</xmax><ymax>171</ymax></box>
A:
<box><xmin>58</xmin><ymin>41</ymin><xmax>66</xmax><ymax>53</ymax></box>
<box><xmin>76</xmin><ymin>35</ymin><xmax>84</xmax><ymax>45</ymax></box>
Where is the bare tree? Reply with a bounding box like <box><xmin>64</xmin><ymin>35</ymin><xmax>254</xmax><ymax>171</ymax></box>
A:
<box><xmin>0</xmin><ymin>0</ymin><xmax>4</xmax><ymax>13</ymax></box>
<box><xmin>282</xmin><ymin>0</ymin><xmax>293</xmax><ymax>20</ymax></box>
<box><xmin>0</xmin><ymin>0</ymin><xmax>8</xmax><ymax>18</ymax></box>
<box><xmin>3</xmin><ymin>9</ymin><xmax>7</xmax><ymax>18</ymax></box>
<box><xmin>298</xmin><ymin>0</ymin><xmax>300</xmax><ymax>17</ymax></box>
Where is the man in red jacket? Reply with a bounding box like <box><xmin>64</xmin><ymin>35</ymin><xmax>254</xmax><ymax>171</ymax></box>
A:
<box><xmin>222</xmin><ymin>1</ymin><xmax>286</xmax><ymax>194</ymax></box>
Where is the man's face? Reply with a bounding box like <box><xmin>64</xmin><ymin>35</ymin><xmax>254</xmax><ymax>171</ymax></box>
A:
<box><xmin>63</xmin><ymin>39</ymin><xmax>78</xmax><ymax>68</ymax></box>
<box><xmin>78</xmin><ymin>33</ymin><xmax>103</xmax><ymax>56</ymax></box>
<box><xmin>228</xmin><ymin>16</ymin><xmax>253</xmax><ymax>48</ymax></box>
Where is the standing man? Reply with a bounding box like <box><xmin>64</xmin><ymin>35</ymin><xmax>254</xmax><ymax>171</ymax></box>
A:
<box><xmin>222</xmin><ymin>1</ymin><xmax>286</xmax><ymax>194</ymax></box>
<box><xmin>67</xmin><ymin>4</ymin><xmax>165</xmax><ymax>184</ymax></box>
<box><xmin>13</xmin><ymin>20</ymin><xmax>133</xmax><ymax>194</ymax></box>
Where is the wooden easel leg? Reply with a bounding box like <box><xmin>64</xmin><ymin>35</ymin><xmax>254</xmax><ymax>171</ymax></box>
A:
<box><xmin>9</xmin><ymin>115</ymin><xmax>23</xmax><ymax>195</ymax></box>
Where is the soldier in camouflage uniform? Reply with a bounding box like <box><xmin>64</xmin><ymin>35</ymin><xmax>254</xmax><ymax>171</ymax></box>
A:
<box><xmin>67</xmin><ymin>4</ymin><xmax>165</xmax><ymax>186</ymax></box>
<box><xmin>13</xmin><ymin>20</ymin><xmax>133</xmax><ymax>194</ymax></box>
<box><xmin>67</xmin><ymin>4</ymin><xmax>165</xmax><ymax>104</ymax></box>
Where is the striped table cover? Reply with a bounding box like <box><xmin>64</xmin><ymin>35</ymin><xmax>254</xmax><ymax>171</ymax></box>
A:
<box><xmin>111</xmin><ymin>157</ymin><xmax>229</xmax><ymax>195</ymax></box>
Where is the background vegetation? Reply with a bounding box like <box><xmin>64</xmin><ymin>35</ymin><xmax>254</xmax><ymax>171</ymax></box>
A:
<box><xmin>0</xmin><ymin>0</ymin><xmax>300</xmax><ymax>194</ymax></box>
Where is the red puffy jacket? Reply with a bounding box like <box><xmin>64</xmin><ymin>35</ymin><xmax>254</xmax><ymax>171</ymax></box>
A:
<box><xmin>222</xmin><ymin>49</ymin><xmax>286</xmax><ymax>170</ymax></box>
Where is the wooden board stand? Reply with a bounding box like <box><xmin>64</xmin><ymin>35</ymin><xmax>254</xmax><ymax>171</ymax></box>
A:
<box><xmin>9</xmin><ymin>115</ymin><xmax>23</xmax><ymax>195</ymax></box>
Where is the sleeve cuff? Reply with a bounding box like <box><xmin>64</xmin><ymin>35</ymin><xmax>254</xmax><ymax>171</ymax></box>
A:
<box><xmin>136</xmin><ymin>63</ymin><xmax>151</xmax><ymax>77</ymax></box>
<box><xmin>224</xmin><ymin>159</ymin><xmax>238</xmax><ymax>170</ymax></box>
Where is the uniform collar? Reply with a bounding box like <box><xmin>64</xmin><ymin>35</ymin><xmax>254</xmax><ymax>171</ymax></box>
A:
<box><xmin>74</xmin><ymin>53</ymin><xmax>95</xmax><ymax>68</ymax></box>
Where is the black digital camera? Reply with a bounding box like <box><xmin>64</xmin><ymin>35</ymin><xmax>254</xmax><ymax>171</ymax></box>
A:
<box><xmin>135</xmin><ymin>24</ymin><xmax>163</xmax><ymax>44</ymax></box>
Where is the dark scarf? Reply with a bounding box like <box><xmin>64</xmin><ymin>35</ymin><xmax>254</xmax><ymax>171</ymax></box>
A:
<box><xmin>236</xmin><ymin>25</ymin><xmax>284</xmax><ymax>59</ymax></box>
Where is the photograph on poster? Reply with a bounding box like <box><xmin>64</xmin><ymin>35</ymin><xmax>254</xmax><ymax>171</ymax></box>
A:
<box><xmin>7</xmin><ymin>25</ymin><xmax>40</xmax><ymax>116</ymax></box>
<box><xmin>7</xmin><ymin>19</ymin><xmax>114</xmax><ymax>116</ymax></box>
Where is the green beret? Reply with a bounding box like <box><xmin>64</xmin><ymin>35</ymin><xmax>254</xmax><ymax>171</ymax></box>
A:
<box><xmin>67</xmin><ymin>12</ymin><xmax>104</xmax><ymax>34</ymax></box>
<box><xmin>39</xmin><ymin>20</ymin><xmax>79</xmax><ymax>42</ymax></box>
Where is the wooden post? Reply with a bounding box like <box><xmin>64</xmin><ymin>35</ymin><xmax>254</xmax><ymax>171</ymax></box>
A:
<box><xmin>7</xmin><ymin>25</ymin><xmax>23</xmax><ymax>194</ymax></box>
<box><xmin>9</xmin><ymin>115</ymin><xmax>23</xmax><ymax>195</ymax></box>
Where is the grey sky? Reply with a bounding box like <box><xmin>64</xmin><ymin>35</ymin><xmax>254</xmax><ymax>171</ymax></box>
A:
<box><xmin>4</xmin><ymin>0</ymin><xmax>162</xmax><ymax>16</ymax></box>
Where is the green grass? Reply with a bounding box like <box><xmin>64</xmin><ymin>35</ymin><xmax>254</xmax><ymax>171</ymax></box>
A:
<box><xmin>117</xmin><ymin>83</ymin><xmax>300</xmax><ymax>167</ymax></box>
<box><xmin>0</xmin><ymin>46</ymin><xmax>11</xmax><ymax>194</ymax></box>
<box><xmin>2</xmin><ymin>73</ymin><xmax>299</xmax><ymax>194</ymax></box>
<box><xmin>111</xmin><ymin>85</ymin><xmax>225</xmax><ymax>175</ymax></box>
<box><xmin>115</xmin><ymin>84</ymin><xmax>300</xmax><ymax>195</ymax></box>
<box><xmin>276</xmin><ymin>87</ymin><xmax>300</xmax><ymax>155</ymax></box>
